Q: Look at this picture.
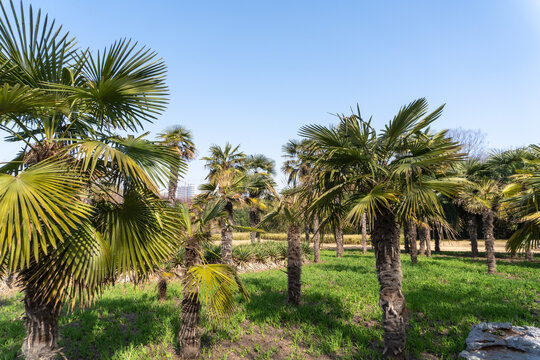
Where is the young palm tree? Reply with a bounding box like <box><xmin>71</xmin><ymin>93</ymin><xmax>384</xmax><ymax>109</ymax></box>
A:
<box><xmin>0</xmin><ymin>3</ymin><xmax>182</xmax><ymax>358</ymax></box>
<box><xmin>244</xmin><ymin>154</ymin><xmax>276</xmax><ymax>243</ymax></box>
<box><xmin>200</xmin><ymin>143</ymin><xmax>246</xmax><ymax>264</ymax></box>
<box><xmin>502</xmin><ymin>145</ymin><xmax>540</xmax><ymax>257</ymax></box>
<box><xmin>456</xmin><ymin>179</ymin><xmax>501</xmax><ymax>273</ymax></box>
<box><xmin>157</xmin><ymin>126</ymin><xmax>196</xmax><ymax>204</ymax></box>
<box><xmin>177</xmin><ymin>200</ymin><xmax>249</xmax><ymax>358</ymax></box>
<box><xmin>261</xmin><ymin>188</ymin><xmax>305</xmax><ymax>305</ymax></box>
<box><xmin>300</xmin><ymin>99</ymin><xmax>463</xmax><ymax>358</ymax></box>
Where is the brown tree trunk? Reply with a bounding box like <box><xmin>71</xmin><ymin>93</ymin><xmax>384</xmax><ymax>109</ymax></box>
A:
<box><xmin>372</xmin><ymin>206</ymin><xmax>407</xmax><ymax>359</ymax></box>
<box><xmin>335</xmin><ymin>222</ymin><xmax>344</xmax><ymax>258</ymax></box>
<box><xmin>423</xmin><ymin>224</ymin><xmax>432</xmax><ymax>257</ymax></box>
<box><xmin>304</xmin><ymin>220</ymin><xmax>310</xmax><ymax>244</ymax></box>
<box><xmin>407</xmin><ymin>222</ymin><xmax>418</xmax><ymax>264</ymax></box>
<box><xmin>525</xmin><ymin>246</ymin><xmax>533</xmax><ymax>261</ymax></box>
<box><xmin>362</xmin><ymin>211</ymin><xmax>368</xmax><ymax>254</ymax></box>
<box><xmin>433</xmin><ymin>227</ymin><xmax>440</xmax><ymax>253</ymax></box>
<box><xmin>167</xmin><ymin>163</ymin><xmax>180</xmax><ymax>205</ymax></box>
<box><xmin>482</xmin><ymin>210</ymin><xmax>497</xmax><ymax>274</ymax></box>
<box><xmin>221</xmin><ymin>201</ymin><xmax>234</xmax><ymax>265</ymax></box>
<box><xmin>418</xmin><ymin>224</ymin><xmax>426</xmax><ymax>257</ymax></box>
<box><xmin>287</xmin><ymin>224</ymin><xmax>302</xmax><ymax>305</ymax></box>
<box><xmin>313</xmin><ymin>215</ymin><xmax>321</xmax><ymax>263</ymax></box>
<box><xmin>249</xmin><ymin>206</ymin><xmax>260</xmax><ymax>244</ymax></box>
<box><xmin>157</xmin><ymin>278</ymin><xmax>167</xmax><ymax>301</ymax></box>
<box><xmin>179</xmin><ymin>236</ymin><xmax>202</xmax><ymax>358</ymax></box>
<box><xmin>21</xmin><ymin>282</ymin><xmax>61</xmax><ymax>360</ymax></box>
<box><xmin>403</xmin><ymin>225</ymin><xmax>410</xmax><ymax>254</ymax></box>
<box><xmin>467</xmin><ymin>213</ymin><xmax>479</xmax><ymax>257</ymax></box>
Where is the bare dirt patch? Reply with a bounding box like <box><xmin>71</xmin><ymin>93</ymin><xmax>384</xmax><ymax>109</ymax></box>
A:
<box><xmin>203</xmin><ymin>322</ymin><xmax>331</xmax><ymax>360</ymax></box>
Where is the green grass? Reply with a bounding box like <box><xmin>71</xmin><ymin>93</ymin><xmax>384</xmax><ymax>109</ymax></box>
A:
<box><xmin>1</xmin><ymin>251</ymin><xmax>538</xmax><ymax>359</ymax></box>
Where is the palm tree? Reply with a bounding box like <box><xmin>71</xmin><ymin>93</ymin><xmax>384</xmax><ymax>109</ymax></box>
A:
<box><xmin>0</xmin><ymin>3</ymin><xmax>181</xmax><ymax>358</ymax></box>
<box><xmin>502</xmin><ymin>145</ymin><xmax>540</xmax><ymax>258</ymax></box>
<box><xmin>157</xmin><ymin>125</ymin><xmax>196</xmax><ymax>204</ymax></box>
<box><xmin>457</xmin><ymin>179</ymin><xmax>501</xmax><ymax>273</ymax></box>
<box><xmin>300</xmin><ymin>99</ymin><xmax>463</xmax><ymax>358</ymax></box>
<box><xmin>244</xmin><ymin>154</ymin><xmax>275</xmax><ymax>243</ymax></box>
<box><xmin>200</xmin><ymin>143</ymin><xmax>246</xmax><ymax>265</ymax></box>
<box><xmin>177</xmin><ymin>200</ymin><xmax>249</xmax><ymax>358</ymax></box>
<box><xmin>261</xmin><ymin>188</ymin><xmax>305</xmax><ymax>305</ymax></box>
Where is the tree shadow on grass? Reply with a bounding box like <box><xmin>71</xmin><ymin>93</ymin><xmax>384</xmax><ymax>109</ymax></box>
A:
<box><xmin>58</xmin><ymin>288</ymin><xmax>181</xmax><ymax>359</ymax></box>
<box><xmin>232</xmin><ymin>275</ymin><xmax>384</xmax><ymax>359</ymax></box>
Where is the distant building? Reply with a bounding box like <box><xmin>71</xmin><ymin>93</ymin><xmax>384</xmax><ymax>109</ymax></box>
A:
<box><xmin>177</xmin><ymin>183</ymin><xmax>196</xmax><ymax>202</ymax></box>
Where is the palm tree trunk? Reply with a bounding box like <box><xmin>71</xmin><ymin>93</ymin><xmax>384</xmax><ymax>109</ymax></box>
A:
<box><xmin>407</xmin><ymin>222</ymin><xmax>418</xmax><ymax>264</ymax></box>
<box><xmin>221</xmin><ymin>201</ymin><xmax>234</xmax><ymax>265</ymax></box>
<box><xmin>418</xmin><ymin>224</ymin><xmax>426</xmax><ymax>256</ymax></box>
<box><xmin>362</xmin><ymin>211</ymin><xmax>368</xmax><ymax>254</ymax></box>
<box><xmin>157</xmin><ymin>278</ymin><xmax>167</xmax><ymax>301</ymax></box>
<box><xmin>467</xmin><ymin>213</ymin><xmax>479</xmax><ymax>257</ymax></box>
<box><xmin>287</xmin><ymin>224</ymin><xmax>302</xmax><ymax>305</ymax></box>
<box><xmin>525</xmin><ymin>245</ymin><xmax>533</xmax><ymax>261</ymax></box>
<box><xmin>482</xmin><ymin>209</ymin><xmax>497</xmax><ymax>274</ymax></box>
<box><xmin>179</xmin><ymin>236</ymin><xmax>202</xmax><ymax>358</ymax></box>
<box><xmin>249</xmin><ymin>206</ymin><xmax>260</xmax><ymax>244</ymax></box>
<box><xmin>403</xmin><ymin>226</ymin><xmax>410</xmax><ymax>253</ymax></box>
<box><xmin>304</xmin><ymin>219</ymin><xmax>310</xmax><ymax>244</ymax></box>
<box><xmin>167</xmin><ymin>164</ymin><xmax>180</xmax><ymax>205</ymax></box>
<box><xmin>434</xmin><ymin>227</ymin><xmax>440</xmax><ymax>253</ymax></box>
<box><xmin>335</xmin><ymin>222</ymin><xmax>344</xmax><ymax>258</ymax></box>
<box><xmin>21</xmin><ymin>279</ymin><xmax>61</xmax><ymax>360</ymax></box>
<box><xmin>372</xmin><ymin>206</ymin><xmax>407</xmax><ymax>359</ymax></box>
<box><xmin>424</xmin><ymin>225</ymin><xmax>432</xmax><ymax>257</ymax></box>
<box><xmin>313</xmin><ymin>215</ymin><xmax>321</xmax><ymax>263</ymax></box>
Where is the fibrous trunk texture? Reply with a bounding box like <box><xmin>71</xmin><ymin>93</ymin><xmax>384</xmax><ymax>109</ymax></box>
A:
<box><xmin>372</xmin><ymin>206</ymin><xmax>407</xmax><ymax>359</ymax></box>
<box><xmin>434</xmin><ymin>227</ymin><xmax>440</xmax><ymax>253</ymax></box>
<box><xmin>287</xmin><ymin>224</ymin><xmax>302</xmax><ymax>305</ymax></box>
<box><xmin>180</xmin><ymin>236</ymin><xmax>202</xmax><ymax>358</ymax></box>
<box><xmin>21</xmin><ymin>281</ymin><xmax>61</xmax><ymax>360</ymax></box>
<box><xmin>157</xmin><ymin>279</ymin><xmax>167</xmax><ymax>301</ymax></box>
<box><xmin>305</xmin><ymin>220</ymin><xmax>310</xmax><ymax>244</ymax></box>
<box><xmin>403</xmin><ymin>226</ymin><xmax>410</xmax><ymax>254</ymax></box>
<box><xmin>418</xmin><ymin>224</ymin><xmax>426</xmax><ymax>256</ymax></box>
<box><xmin>249</xmin><ymin>206</ymin><xmax>261</xmax><ymax>244</ymax></box>
<box><xmin>525</xmin><ymin>246</ymin><xmax>533</xmax><ymax>261</ymax></box>
<box><xmin>167</xmin><ymin>163</ymin><xmax>180</xmax><ymax>205</ymax></box>
<box><xmin>221</xmin><ymin>201</ymin><xmax>234</xmax><ymax>265</ymax></box>
<box><xmin>313</xmin><ymin>215</ymin><xmax>321</xmax><ymax>263</ymax></box>
<box><xmin>335</xmin><ymin>222</ymin><xmax>344</xmax><ymax>258</ymax></box>
<box><xmin>423</xmin><ymin>224</ymin><xmax>432</xmax><ymax>257</ymax></box>
<box><xmin>362</xmin><ymin>212</ymin><xmax>368</xmax><ymax>254</ymax></box>
<box><xmin>482</xmin><ymin>209</ymin><xmax>497</xmax><ymax>274</ymax></box>
<box><xmin>407</xmin><ymin>222</ymin><xmax>418</xmax><ymax>265</ymax></box>
<box><xmin>467</xmin><ymin>213</ymin><xmax>479</xmax><ymax>257</ymax></box>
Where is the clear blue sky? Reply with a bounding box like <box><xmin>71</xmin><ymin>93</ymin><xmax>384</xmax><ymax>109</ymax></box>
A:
<box><xmin>2</xmin><ymin>0</ymin><xmax>540</xmax><ymax>189</ymax></box>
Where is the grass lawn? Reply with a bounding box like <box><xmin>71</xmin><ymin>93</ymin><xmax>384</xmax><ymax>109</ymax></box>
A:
<box><xmin>1</xmin><ymin>250</ymin><xmax>538</xmax><ymax>359</ymax></box>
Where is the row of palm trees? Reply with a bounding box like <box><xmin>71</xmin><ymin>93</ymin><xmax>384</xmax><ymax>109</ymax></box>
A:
<box><xmin>1</xmin><ymin>2</ymin><xmax>538</xmax><ymax>359</ymax></box>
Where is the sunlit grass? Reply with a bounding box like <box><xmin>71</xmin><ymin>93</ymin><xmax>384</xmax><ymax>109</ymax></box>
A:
<box><xmin>1</xmin><ymin>250</ymin><xmax>538</xmax><ymax>359</ymax></box>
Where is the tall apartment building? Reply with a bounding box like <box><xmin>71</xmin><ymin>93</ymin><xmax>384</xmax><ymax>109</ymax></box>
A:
<box><xmin>177</xmin><ymin>183</ymin><xmax>195</xmax><ymax>202</ymax></box>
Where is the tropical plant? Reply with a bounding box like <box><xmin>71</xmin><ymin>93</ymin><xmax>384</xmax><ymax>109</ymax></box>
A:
<box><xmin>300</xmin><ymin>98</ymin><xmax>463</xmax><ymax>358</ymax></box>
<box><xmin>200</xmin><ymin>143</ymin><xmax>246</xmax><ymax>264</ymax></box>
<box><xmin>260</xmin><ymin>188</ymin><xmax>306</xmax><ymax>305</ymax></box>
<box><xmin>157</xmin><ymin>125</ymin><xmax>196</xmax><ymax>204</ymax></box>
<box><xmin>244</xmin><ymin>154</ymin><xmax>275</xmax><ymax>243</ymax></box>
<box><xmin>502</xmin><ymin>144</ymin><xmax>540</xmax><ymax>258</ymax></box>
<box><xmin>0</xmin><ymin>2</ymin><xmax>182</xmax><ymax>359</ymax></box>
<box><xmin>176</xmin><ymin>200</ymin><xmax>249</xmax><ymax>358</ymax></box>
